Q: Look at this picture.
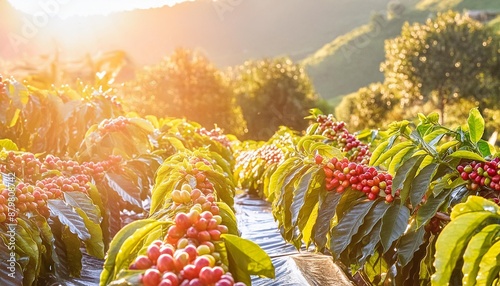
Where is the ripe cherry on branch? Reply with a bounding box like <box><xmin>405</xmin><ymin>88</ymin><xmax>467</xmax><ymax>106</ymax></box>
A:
<box><xmin>320</xmin><ymin>157</ymin><xmax>399</xmax><ymax>203</ymax></box>
<box><xmin>457</xmin><ymin>158</ymin><xmax>500</xmax><ymax>205</ymax></box>
<box><xmin>314</xmin><ymin>114</ymin><xmax>371</xmax><ymax>164</ymax></box>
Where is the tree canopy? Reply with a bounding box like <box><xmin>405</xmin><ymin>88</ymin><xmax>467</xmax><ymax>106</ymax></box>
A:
<box><xmin>381</xmin><ymin>11</ymin><xmax>500</xmax><ymax>123</ymax></box>
<box><xmin>122</xmin><ymin>48</ymin><xmax>246</xmax><ymax>136</ymax></box>
<box><xmin>233</xmin><ymin>57</ymin><xmax>318</xmax><ymax>140</ymax></box>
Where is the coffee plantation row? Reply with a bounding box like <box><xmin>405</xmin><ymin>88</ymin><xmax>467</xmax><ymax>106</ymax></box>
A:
<box><xmin>1</xmin><ymin>76</ymin><xmax>500</xmax><ymax>285</ymax></box>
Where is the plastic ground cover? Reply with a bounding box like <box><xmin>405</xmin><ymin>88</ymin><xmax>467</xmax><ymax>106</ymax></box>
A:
<box><xmin>50</xmin><ymin>194</ymin><xmax>352</xmax><ymax>285</ymax></box>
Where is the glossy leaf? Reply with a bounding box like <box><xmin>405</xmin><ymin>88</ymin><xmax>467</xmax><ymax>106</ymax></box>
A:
<box><xmin>410</xmin><ymin>163</ymin><xmax>439</xmax><ymax>207</ymax></box>
<box><xmin>0</xmin><ymin>139</ymin><xmax>18</xmax><ymax>151</ymax></box>
<box><xmin>415</xmin><ymin>191</ymin><xmax>449</xmax><ymax>228</ymax></box>
<box><xmin>104</xmin><ymin>173</ymin><xmax>142</xmax><ymax>209</ymax></box>
<box><xmin>100</xmin><ymin>219</ymin><xmax>166</xmax><ymax>285</ymax></box>
<box><xmin>467</xmin><ymin>108</ymin><xmax>484</xmax><ymax>144</ymax></box>
<box><xmin>380</xmin><ymin>203</ymin><xmax>410</xmax><ymax>253</ymax></box>
<box><xmin>449</xmin><ymin>150</ymin><xmax>486</xmax><ymax>162</ymax></box>
<box><xmin>312</xmin><ymin>191</ymin><xmax>341</xmax><ymax>250</ymax></box>
<box><xmin>222</xmin><ymin>234</ymin><xmax>275</xmax><ymax>285</ymax></box>
<box><xmin>372</xmin><ymin>141</ymin><xmax>413</xmax><ymax>166</ymax></box>
<box><xmin>330</xmin><ymin>199</ymin><xmax>377</xmax><ymax>259</ymax></box>
<box><xmin>393</xmin><ymin>155</ymin><xmax>425</xmax><ymax>203</ymax></box>
<box><xmin>48</xmin><ymin>199</ymin><xmax>90</xmax><ymax>241</ymax></box>
<box><xmin>432</xmin><ymin>212</ymin><xmax>497</xmax><ymax>285</ymax></box>
<box><xmin>397</xmin><ymin>226</ymin><xmax>426</xmax><ymax>267</ymax></box>
<box><xmin>462</xmin><ymin>224</ymin><xmax>500</xmax><ymax>286</ymax></box>
<box><xmin>476</xmin><ymin>240</ymin><xmax>500</xmax><ymax>286</ymax></box>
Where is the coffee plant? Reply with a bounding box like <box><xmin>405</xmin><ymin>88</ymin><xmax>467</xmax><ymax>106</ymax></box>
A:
<box><xmin>3</xmin><ymin>71</ymin><xmax>500</xmax><ymax>286</ymax></box>
<box><xmin>101</xmin><ymin>150</ymin><xmax>274</xmax><ymax>286</ymax></box>
<box><xmin>0</xmin><ymin>77</ymin><xmax>123</xmax><ymax>156</ymax></box>
<box><xmin>306</xmin><ymin>109</ymin><xmax>371</xmax><ymax>164</ymax></box>
<box><xmin>255</xmin><ymin>108</ymin><xmax>500</xmax><ymax>285</ymax></box>
<box><xmin>233</xmin><ymin>127</ymin><xmax>298</xmax><ymax>198</ymax></box>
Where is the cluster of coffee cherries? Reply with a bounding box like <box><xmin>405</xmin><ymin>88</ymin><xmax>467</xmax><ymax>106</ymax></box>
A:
<box><xmin>0</xmin><ymin>182</ymin><xmax>50</xmax><ymax>222</ymax></box>
<box><xmin>2</xmin><ymin>152</ymin><xmax>123</xmax><ymax>184</ymax></box>
<box><xmin>457</xmin><ymin>158</ymin><xmax>500</xmax><ymax>192</ymax></box>
<box><xmin>196</xmin><ymin>128</ymin><xmax>231</xmax><ymax>149</ymax></box>
<box><xmin>1</xmin><ymin>152</ymin><xmax>44</xmax><ymax>184</ymax></box>
<box><xmin>130</xmin><ymin>184</ymin><xmax>245</xmax><ymax>286</ymax></box>
<box><xmin>0</xmin><ymin>151</ymin><xmax>125</xmax><ymax>223</ymax></box>
<box><xmin>0</xmin><ymin>173</ymin><xmax>92</xmax><ymax>223</ymax></box>
<box><xmin>236</xmin><ymin>145</ymin><xmax>284</xmax><ymax>169</ymax></box>
<box><xmin>180</xmin><ymin>158</ymin><xmax>216</xmax><ymax>194</ymax></box>
<box><xmin>317</xmin><ymin>155</ymin><xmax>399</xmax><ymax>202</ymax></box>
<box><xmin>97</xmin><ymin>116</ymin><xmax>130</xmax><ymax>134</ymax></box>
<box><xmin>44</xmin><ymin>154</ymin><xmax>122</xmax><ymax>178</ymax></box>
<box><xmin>314</xmin><ymin>114</ymin><xmax>371</xmax><ymax>164</ymax></box>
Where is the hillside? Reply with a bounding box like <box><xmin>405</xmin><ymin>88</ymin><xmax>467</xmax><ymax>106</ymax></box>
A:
<box><xmin>303</xmin><ymin>0</ymin><xmax>500</xmax><ymax>104</ymax></box>
<box><xmin>0</xmin><ymin>0</ymin><xmax>391</xmax><ymax>69</ymax></box>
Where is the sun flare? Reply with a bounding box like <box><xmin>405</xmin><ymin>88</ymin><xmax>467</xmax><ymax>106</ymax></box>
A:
<box><xmin>7</xmin><ymin>0</ymin><xmax>189</xmax><ymax>17</ymax></box>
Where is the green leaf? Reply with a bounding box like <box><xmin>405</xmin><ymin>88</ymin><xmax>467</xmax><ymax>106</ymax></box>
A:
<box><xmin>380</xmin><ymin>203</ymin><xmax>410</xmax><ymax>253</ymax></box>
<box><xmin>432</xmin><ymin>212</ymin><xmax>498</xmax><ymax>285</ymax></box>
<box><xmin>330</xmin><ymin>199</ymin><xmax>377</xmax><ymax>259</ymax></box>
<box><xmin>8</xmin><ymin>108</ymin><xmax>20</xmax><ymax>128</ymax></box>
<box><xmin>291</xmin><ymin>167</ymin><xmax>317</xmax><ymax>226</ymax></box>
<box><xmin>468</xmin><ymin>108</ymin><xmax>484</xmax><ymax>144</ymax></box>
<box><xmin>296</xmin><ymin>174</ymin><xmax>323</xmax><ymax>233</ymax></box>
<box><xmin>301</xmin><ymin>203</ymin><xmax>319</xmax><ymax>248</ymax></box>
<box><xmin>451</xmin><ymin>196</ymin><xmax>500</xmax><ymax>220</ymax></box>
<box><xmin>104</xmin><ymin>173</ymin><xmax>142</xmax><ymax>209</ymax></box>
<box><xmin>313</xmin><ymin>191</ymin><xmax>342</xmax><ymax>250</ymax></box>
<box><xmin>393</xmin><ymin>155</ymin><xmax>425</xmax><ymax>202</ymax></box>
<box><xmin>61</xmin><ymin>226</ymin><xmax>83</xmax><ymax>277</ymax></box>
<box><xmin>476</xmin><ymin>239</ymin><xmax>500</xmax><ymax>286</ymax></box>
<box><xmin>216</xmin><ymin>202</ymin><xmax>239</xmax><ymax>235</ymax></box>
<box><xmin>477</xmin><ymin>140</ymin><xmax>495</xmax><ymax>158</ymax></box>
<box><xmin>449</xmin><ymin>150</ymin><xmax>486</xmax><ymax>162</ymax></box>
<box><xmin>14</xmin><ymin>219</ymin><xmax>40</xmax><ymax>284</ymax></box>
<box><xmin>150</xmin><ymin>173</ymin><xmax>183</xmax><ymax>214</ymax></box>
<box><xmin>415</xmin><ymin>191</ymin><xmax>449</xmax><ymax>228</ymax></box>
<box><xmin>0</xmin><ymin>139</ymin><xmax>18</xmax><ymax>151</ymax></box>
<box><xmin>462</xmin><ymin>224</ymin><xmax>500</xmax><ymax>286</ymax></box>
<box><xmin>108</xmin><ymin>270</ymin><xmax>143</xmax><ymax>286</ymax></box>
<box><xmin>369</xmin><ymin>140</ymin><xmax>390</xmax><ymax>166</ymax></box>
<box><xmin>113</xmin><ymin>220</ymin><xmax>170</xmax><ymax>281</ymax></box>
<box><xmin>350</xmin><ymin>199</ymin><xmax>390</xmax><ymax>247</ymax></box>
<box><xmin>358</xmin><ymin>220</ymin><xmax>383</xmax><ymax>266</ymax></box>
<box><xmin>427</xmin><ymin>112</ymin><xmax>439</xmax><ymax>124</ymax></box>
<box><xmin>267</xmin><ymin>158</ymin><xmax>300</xmax><ymax>200</ymax></box>
<box><xmin>397</xmin><ymin>226</ymin><xmax>426</xmax><ymax>267</ymax></box>
<box><xmin>48</xmin><ymin>199</ymin><xmax>90</xmax><ymax>241</ymax></box>
<box><xmin>222</xmin><ymin>234</ymin><xmax>275</xmax><ymax>285</ymax></box>
<box><xmin>388</xmin><ymin>146</ymin><xmax>415</xmax><ymax>175</ymax></box>
<box><xmin>334</xmin><ymin>188</ymin><xmax>365</xmax><ymax>218</ymax></box>
<box><xmin>100</xmin><ymin>219</ymin><xmax>168</xmax><ymax>285</ymax></box>
<box><xmin>75</xmin><ymin>208</ymin><xmax>104</xmax><ymax>259</ymax></box>
<box><xmin>410</xmin><ymin>163</ymin><xmax>439</xmax><ymax>208</ymax></box>
<box><xmin>372</xmin><ymin>141</ymin><xmax>414</xmax><ymax>167</ymax></box>
<box><xmin>63</xmin><ymin>192</ymin><xmax>101</xmax><ymax>225</ymax></box>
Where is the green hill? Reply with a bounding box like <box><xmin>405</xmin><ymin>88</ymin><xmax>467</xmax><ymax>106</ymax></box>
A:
<box><xmin>303</xmin><ymin>0</ymin><xmax>500</xmax><ymax>105</ymax></box>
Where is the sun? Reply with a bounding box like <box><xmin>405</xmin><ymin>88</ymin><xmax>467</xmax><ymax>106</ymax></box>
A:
<box><xmin>7</xmin><ymin>0</ymin><xmax>189</xmax><ymax>17</ymax></box>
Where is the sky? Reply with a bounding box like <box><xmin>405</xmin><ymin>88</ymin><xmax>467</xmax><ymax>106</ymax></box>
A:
<box><xmin>7</xmin><ymin>0</ymin><xmax>190</xmax><ymax>17</ymax></box>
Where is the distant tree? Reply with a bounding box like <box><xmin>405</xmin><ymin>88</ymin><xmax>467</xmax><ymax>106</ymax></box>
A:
<box><xmin>232</xmin><ymin>57</ymin><xmax>319</xmax><ymax>140</ymax></box>
<box><xmin>335</xmin><ymin>82</ymin><xmax>402</xmax><ymax>131</ymax></box>
<box><xmin>122</xmin><ymin>48</ymin><xmax>246</xmax><ymax>136</ymax></box>
<box><xmin>381</xmin><ymin>11</ymin><xmax>500</xmax><ymax>123</ymax></box>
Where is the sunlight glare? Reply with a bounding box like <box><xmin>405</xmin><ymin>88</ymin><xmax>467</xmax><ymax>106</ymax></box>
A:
<box><xmin>7</xmin><ymin>0</ymin><xmax>190</xmax><ymax>17</ymax></box>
